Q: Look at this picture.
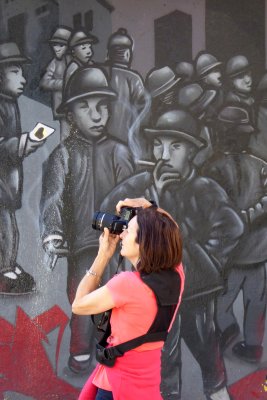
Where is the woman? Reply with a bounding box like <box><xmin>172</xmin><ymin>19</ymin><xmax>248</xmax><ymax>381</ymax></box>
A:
<box><xmin>72</xmin><ymin>198</ymin><xmax>184</xmax><ymax>400</ymax></box>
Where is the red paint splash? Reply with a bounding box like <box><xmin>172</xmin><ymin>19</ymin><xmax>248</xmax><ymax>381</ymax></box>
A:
<box><xmin>230</xmin><ymin>369</ymin><xmax>267</xmax><ymax>400</ymax></box>
<box><xmin>0</xmin><ymin>305</ymin><xmax>266</xmax><ymax>399</ymax></box>
<box><xmin>0</xmin><ymin>305</ymin><xmax>80</xmax><ymax>399</ymax></box>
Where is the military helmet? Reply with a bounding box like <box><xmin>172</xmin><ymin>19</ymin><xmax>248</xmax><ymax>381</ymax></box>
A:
<box><xmin>48</xmin><ymin>26</ymin><xmax>72</xmax><ymax>45</ymax></box>
<box><xmin>145</xmin><ymin>66</ymin><xmax>181</xmax><ymax>98</ymax></box>
<box><xmin>195</xmin><ymin>53</ymin><xmax>222</xmax><ymax>78</ymax></box>
<box><xmin>178</xmin><ymin>83</ymin><xmax>216</xmax><ymax>117</ymax></box>
<box><xmin>226</xmin><ymin>55</ymin><xmax>251</xmax><ymax>78</ymax></box>
<box><xmin>107</xmin><ymin>28</ymin><xmax>133</xmax><ymax>49</ymax></box>
<box><xmin>69</xmin><ymin>30</ymin><xmax>98</xmax><ymax>48</ymax></box>
<box><xmin>217</xmin><ymin>105</ymin><xmax>254</xmax><ymax>134</ymax></box>
<box><xmin>144</xmin><ymin>109</ymin><xmax>205</xmax><ymax>148</ymax></box>
<box><xmin>57</xmin><ymin>67</ymin><xmax>116</xmax><ymax>113</ymax></box>
<box><xmin>0</xmin><ymin>42</ymin><xmax>31</xmax><ymax>64</ymax></box>
<box><xmin>175</xmin><ymin>61</ymin><xmax>194</xmax><ymax>81</ymax></box>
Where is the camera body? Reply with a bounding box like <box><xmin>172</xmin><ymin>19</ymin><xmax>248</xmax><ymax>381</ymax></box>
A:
<box><xmin>92</xmin><ymin>206</ymin><xmax>137</xmax><ymax>235</ymax></box>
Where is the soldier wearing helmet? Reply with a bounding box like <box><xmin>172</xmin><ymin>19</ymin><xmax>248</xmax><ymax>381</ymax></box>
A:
<box><xmin>0</xmin><ymin>42</ymin><xmax>46</xmax><ymax>295</ymax></box>
<box><xmin>40</xmin><ymin>26</ymin><xmax>72</xmax><ymax>140</ymax></box>
<box><xmin>145</xmin><ymin>66</ymin><xmax>181</xmax><ymax>126</ymax></box>
<box><xmin>225</xmin><ymin>55</ymin><xmax>255</xmax><ymax>122</ymax></box>
<box><xmin>64</xmin><ymin>29</ymin><xmax>99</xmax><ymax>88</ymax></box>
<box><xmin>195</xmin><ymin>52</ymin><xmax>222</xmax><ymax>89</ymax></box>
<box><xmin>100</xmin><ymin>109</ymin><xmax>243</xmax><ymax>400</ymax></box>
<box><xmin>104</xmin><ymin>28</ymin><xmax>149</xmax><ymax>163</ymax></box>
<box><xmin>40</xmin><ymin>66</ymin><xmax>134</xmax><ymax>374</ymax></box>
<box><xmin>250</xmin><ymin>71</ymin><xmax>267</xmax><ymax>160</ymax></box>
<box><xmin>177</xmin><ymin>82</ymin><xmax>217</xmax><ymax>166</ymax></box>
<box><xmin>194</xmin><ymin>52</ymin><xmax>224</xmax><ymax>123</ymax></box>
<box><xmin>202</xmin><ymin>105</ymin><xmax>267</xmax><ymax>364</ymax></box>
<box><xmin>175</xmin><ymin>61</ymin><xmax>194</xmax><ymax>84</ymax></box>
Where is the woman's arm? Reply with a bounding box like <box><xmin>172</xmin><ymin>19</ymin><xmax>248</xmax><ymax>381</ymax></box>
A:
<box><xmin>72</xmin><ymin>228</ymin><xmax>119</xmax><ymax>315</ymax></box>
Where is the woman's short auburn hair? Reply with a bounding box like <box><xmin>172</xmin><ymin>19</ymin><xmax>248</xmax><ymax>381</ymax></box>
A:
<box><xmin>136</xmin><ymin>206</ymin><xmax>182</xmax><ymax>274</ymax></box>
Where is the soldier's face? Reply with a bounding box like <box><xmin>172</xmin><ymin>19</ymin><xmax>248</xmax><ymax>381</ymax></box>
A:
<box><xmin>0</xmin><ymin>65</ymin><xmax>26</xmax><ymax>97</ymax></box>
<box><xmin>69</xmin><ymin>96</ymin><xmax>109</xmax><ymax>138</ymax></box>
<box><xmin>153</xmin><ymin>136</ymin><xmax>193</xmax><ymax>178</ymax></box>
<box><xmin>73</xmin><ymin>43</ymin><xmax>93</xmax><ymax>63</ymax></box>
<box><xmin>203</xmin><ymin>70</ymin><xmax>222</xmax><ymax>87</ymax></box>
<box><xmin>233</xmin><ymin>72</ymin><xmax>252</xmax><ymax>93</ymax></box>
<box><xmin>52</xmin><ymin>44</ymin><xmax>67</xmax><ymax>60</ymax></box>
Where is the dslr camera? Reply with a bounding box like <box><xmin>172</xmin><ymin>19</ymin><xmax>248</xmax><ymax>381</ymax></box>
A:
<box><xmin>92</xmin><ymin>207</ymin><xmax>138</xmax><ymax>235</ymax></box>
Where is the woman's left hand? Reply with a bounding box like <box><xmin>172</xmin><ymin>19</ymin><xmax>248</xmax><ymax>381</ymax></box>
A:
<box><xmin>98</xmin><ymin>227</ymin><xmax>120</xmax><ymax>260</ymax></box>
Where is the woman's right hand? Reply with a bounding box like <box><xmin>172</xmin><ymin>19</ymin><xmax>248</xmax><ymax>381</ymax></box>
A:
<box><xmin>98</xmin><ymin>227</ymin><xmax>120</xmax><ymax>260</ymax></box>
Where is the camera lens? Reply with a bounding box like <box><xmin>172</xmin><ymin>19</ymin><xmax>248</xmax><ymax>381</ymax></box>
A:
<box><xmin>92</xmin><ymin>211</ymin><xmax>125</xmax><ymax>234</ymax></box>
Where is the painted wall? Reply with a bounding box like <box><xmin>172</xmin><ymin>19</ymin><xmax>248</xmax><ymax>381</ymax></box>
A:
<box><xmin>110</xmin><ymin>0</ymin><xmax>206</xmax><ymax>77</ymax></box>
<box><xmin>0</xmin><ymin>1</ymin><xmax>267</xmax><ymax>399</ymax></box>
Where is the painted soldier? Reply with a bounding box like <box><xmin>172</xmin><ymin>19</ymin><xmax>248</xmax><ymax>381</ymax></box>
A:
<box><xmin>194</xmin><ymin>52</ymin><xmax>225</xmax><ymax>154</ymax></box>
<box><xmin>100</xmin><ymin>109</ymin><xmax>244</xmax><ymax>400</ymax></box>
<box><xmin>40</xmin><ymin>26</ymin><xmax>72</xmax><ymax>140</ymax></box>
<box><xmin>175</xmin><ymin>61</ymin><xmax>194</xmax><ymax>84</ymax></box>
<box><xmin>40</xmin><ymin>67</ymin><xmax>134</xmax><ymax>374</ymax></box>
<box><xmin>177</xmin><ymin>82</ymin><xmax>217</xmax><ymax>165</ymax></box>
<box><xmin>195</xmin><ymin>52</ymin><xmax>224</xmax><ymax>119</ymax></box>
<box><xmin>249</xmin><ymin>71</ymin><xmax>267</xmax><ymax>161</ymax></box>
<box><xmin>105</xmin><ymin>28</ymin><xmax>149</xmax><ymax>163</ymax></box>
<box><xmin>225</xmin><ymin>55</ymin><xmax>255</xmax><ymax>123</ymax></box>
<box><xmin>64</xmin><ymin>29</ymin><xmax>98</xmax><ymax>88</ymax></box>
<box><xmin>202</xmin><ymin>105</ymin><xmax>267</xmax><ymax>363</ymax></box>
<box><xmin>145</xmin><ymin>66</ymin><xmax>181</xmax><ymax>125</ymax></box>
<box><xmin>0</xmin><ymin>42</ymin><xmax>45</xmax><ymax>295</ymax></box>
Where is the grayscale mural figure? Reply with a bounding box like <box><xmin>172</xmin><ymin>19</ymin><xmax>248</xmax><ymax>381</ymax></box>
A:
<box><xmin>100</xmin><ymin>109</ymin><xmax>244</xmax><ymax>400</ymax></box>
<box><xmin>39</xmin><ymin>26</ymin><xmax>72</xmax><ymax>141</ymax></box>
<box><xmin>40</xmin><ymin>66</ymin><xmax>134</xmax><ymax>374</ymax></box>
<box><xmin>105</xmin><ymin>28</ymin><xmax>149</xmax><ymax>163</ymax></box>
<box><xmin>145</xmin><ymin>66</ymin><xmax>181</xmax><ymax>126</ymax></box>
<box><xmin>0</xmin><ymin>41</ymin><xmax>44</xmax><ymax>295</ymax></box>
<box><xmin>193</xmin><ymin>52</ymin><xmax>225</xmax><ymax>157</ymax></box>
<box><xmin>194</xmin><ymin>52</ymin><xmax>224</xmax><ymax>118</ymax></box>
<box><xmin>202</xmin><ymin>105</ymin><xmax>267</xmax><ymax>363</ymax></box>
<box><xmin>224</xmin><ymin>55</ymin><xmax>255</xmax><ymax>123</ymax></box>
<box><xmin>64</xmin><ymin>29</ymin><xmax>98</xmax><ymax>88</ymax></box>
<box><xmin>175</xmin><ymin>61</ymin><xmax>194</xmax><ymax>84</ymax></box>
<box><xmin>177</xmin><ymin>82</ymin><xmax>217</xmax><ymax>166</ymax></box>
<box><xmin>250</xmin><ymin>71</ymin><xmax>267</xmax><ymax>160</ymax></box>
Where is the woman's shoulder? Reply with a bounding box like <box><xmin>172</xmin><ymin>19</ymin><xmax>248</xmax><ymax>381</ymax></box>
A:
<box><xmin>106</xmin><ymin>271</ymin><xmax>143</xmax><ymax>292</ymax></box>
<box><xmin>109</xmin><ymin>270</ymin><xmax>139</xmax><ymax>284</ymax></box>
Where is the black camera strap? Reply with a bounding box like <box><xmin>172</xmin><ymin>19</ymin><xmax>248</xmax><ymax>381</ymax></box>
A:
<box><xmin>95</xmin><ymin>269</ymin><xmax>181</xmax><ymax>367</ymax></box>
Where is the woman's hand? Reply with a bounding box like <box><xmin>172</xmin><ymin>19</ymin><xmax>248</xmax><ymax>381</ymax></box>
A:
<box><xmin>116</xmin><ymin>197</ymin><xmax>152</xmax><ymax>213</ymax></box>
<box><xmin>98</xmin><ymin>227</ymin><xmax>120</xmax><ymax>260</ymax></box>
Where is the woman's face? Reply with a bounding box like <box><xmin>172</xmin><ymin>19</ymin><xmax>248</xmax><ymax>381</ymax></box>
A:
<box><xmin>119</xmin><ymin>216</ymin><xmax>140</xmax><ymax>267</ymax></box>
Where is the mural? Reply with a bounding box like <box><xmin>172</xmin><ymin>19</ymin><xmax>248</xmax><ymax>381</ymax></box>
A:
<box><xmin>0</xmin><ymin>0</ymin><xmax>267</xmax><ymax>399</ymax></box>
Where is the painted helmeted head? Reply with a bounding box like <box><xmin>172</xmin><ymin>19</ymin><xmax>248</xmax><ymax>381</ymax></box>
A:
<box><xmin>195</xmin><ymin>52</ymin><xmax>222</xmax><ymax>88</ymax></box>
<box><xmin>226</xmin><ymin>55</ymin><xmax>252</xmax><ymax>94</ymax></box>
<box><xmin>107</xmin><ymin>28</ymin><xmax>134</xmax><ymax>67</ymax></box>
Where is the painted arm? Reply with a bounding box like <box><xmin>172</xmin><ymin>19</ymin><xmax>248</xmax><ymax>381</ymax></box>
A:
<box><xmin>40</xmin><ymin>59</ymin><xmax>63</xmax><ymax>91</ymax></box>
<box><xmin>40</xmin><ymin>147</ymin><xmax>68</xmax><ymax>247</ymax></box>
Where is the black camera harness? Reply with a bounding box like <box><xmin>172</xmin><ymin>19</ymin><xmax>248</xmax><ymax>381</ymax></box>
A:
<box><xmin>94</xmin><ymin>263</ymin><xmax>181</xmax><ymax>367</ymax></box>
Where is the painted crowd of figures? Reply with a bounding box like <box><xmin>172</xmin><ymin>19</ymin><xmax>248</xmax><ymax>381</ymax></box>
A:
<box><xmin>0</xmin><ymin>24</ymin><xmax>267</xmax><ymax>399</ymax></box>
